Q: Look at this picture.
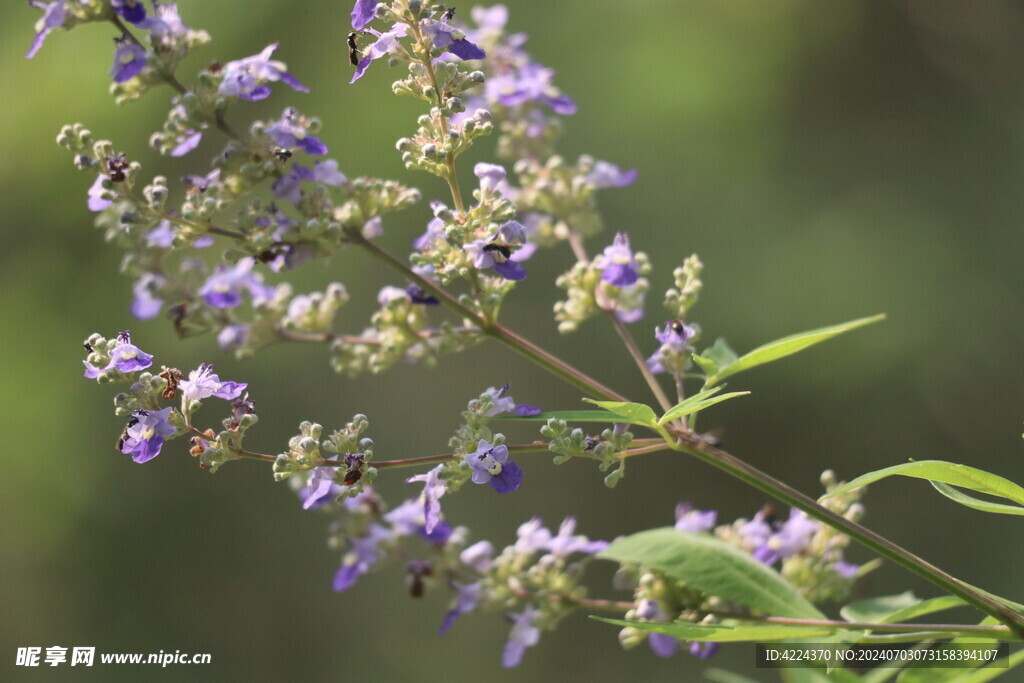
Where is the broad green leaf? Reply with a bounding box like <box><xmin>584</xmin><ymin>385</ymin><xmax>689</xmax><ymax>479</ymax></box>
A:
<box><xmin>598</xmin><ymin>528</ymin><xmax>825</xmax><ymax>618</ymax></box>
<box><xmin>582</xmin><ymin>399</ymin><xmax>659</xmax><ymax>427</ymax></box>
<box><xmin>500</xmin><ymin>410</ymin><xmax>656</xmax><ymax>427</ymax></box>
<box><xmin>879</xmin><ymin>596</ymin><xmax>968</xmax><ymax>624</ymax></box>
<box><xmin>701</xmin><ymin>337</ymin><xmax>739</xmax><ymax>370</ymax></box>
<box><xmin>691</xmin><ymin>353</ymin><xmax>719</xmax><ymax>378</ymax></box>
<box><xmin>590</xmin><ymin>618</ymin><xmax>829</xmax><ymax>642</ymax></box>
<box><xmin>706</xmin><ymin>314</ymin><xmax>886</xmax><ymax>386</ymax></box>
<box><xmin>931</xmin><ymin>481</ymin><xmax>1024</xmax><ymax>516</ymax></box>
<box><xmin>841</xmin><ymin>592</ymin><xmax>921</xmax><ymax>623</ymax></box>
<box><xmin>658</xmin><ymin>390</ymin><xmax>751</xmax><ymax>425</ymax></box>
<box><xmin>820</xmin><ymin>461</ymin><xmax>1024</xmax><ymax>510</ymax></box>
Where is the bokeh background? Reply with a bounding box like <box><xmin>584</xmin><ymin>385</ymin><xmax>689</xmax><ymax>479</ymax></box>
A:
<box><xmin>3</xmin><ymin>1</ymin><xmax>1023</xmax><ymax>680</ymax></box>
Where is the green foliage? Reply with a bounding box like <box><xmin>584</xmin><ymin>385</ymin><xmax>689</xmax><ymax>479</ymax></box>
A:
<box><xmin>582</xmin><ymin>399</ymin><xmax>660</xmax><ymax>427</ymax></box>
<box><xmin>592</xmin><ymin>617</ymin><xmax>831</xmax><ymax>642</ymax></box>
<box><xmin>822</xmin><ymin>461</ymin><xmax>1024</xmax><ymax>516</ymax></box>
<box><xmin>705</xmin><ymin>314</ymin><xmax>886</xmax><ymax>387</ymax></box>
<box><xmin>598</xmin><ymin>528</ymin><xmax>825</xmax><ymax>619</ymax></box>
<box><xmin>658</xmin><ymin>388</ymin><xmax>751</xmax><ymax>425</ymax></box>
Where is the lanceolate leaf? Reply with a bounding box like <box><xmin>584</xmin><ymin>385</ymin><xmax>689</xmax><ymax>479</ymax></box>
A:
<box><xmin>590</xmin><ymin>617</ymin><xmax>830</xmax><ymax>642</ymax></box>
<box><xmin>581</xmin><ymin>399</ymin><xmax>659</xmax><ymax>427</ymax></box>
<box><xmin>820</xmin><ymin>461</ymin><xmax>1024</xmax><ymax>512</ymax></box>
<box><xmin>598</xmin><ymin>528</ymin><xmax>825</xmax><ymax>619</ymax></box>
<box><xmin>930</xmin><ymin>481</ymin><xmax>1024</xmax><ymax>516</ymax></box>
<box><xmin>706</xmin><ymin>314</ymin><xmax>886</xmax><ymax>387</ymax></box>
<box><xmin>658</xmin><ymin>389</ymin><xmax>750</xmax><ymax>425</ymax></box>
<box><xmin>840</xmin><ymin>592</ymin><xmax>921</xmax><ymax>623</ymax></box>
<box><xmin>500</xmin><ymin>410</ymin><xmax>657</xmax><ymax>427</ymax></box>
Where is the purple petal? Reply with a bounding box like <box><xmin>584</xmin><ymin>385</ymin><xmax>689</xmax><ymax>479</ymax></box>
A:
<box><xmin>279</xmin><ymin>70</ymin><xmax>309</xmax><ymax>93</ymax></box>
<box><xmin>298</xmin><ymin>136</ymin><xmax>328</xmax><ymax>155</ymax></box>
<box><xmin>545</xmin><ymin>93</ymin><xmax>577</xmax><ymax>115</ymax></box>
<box><xmin>439</xmin><ymin>609</ymin><xmax>461</xmax><ymax>635</ymax></box>
<box><xmin>488</xmin><ymin>460</ymin><xmax>522</xmax><ymax>494</ymax></box>
<box><xmin>689</xmin><ymin>642</ymin><xmax>720</xmax><ymax>659</ymax></box>
<box><xmin>349</xmin><ymin>54</ymin><xmax>373</xmax><ymax>84</ymax></box>
<box><xmin>449</xmin><ymin>38</ymin><xmax>486</xmax><ymax>61</ymax></box>
<box><xmin>169</xmin><ymin>131</ymin><xmax>203</xmax><ymax>157</ymax></box>
<box><xmin>601</xmin><ymin>263</ymin><xmax>639</xmax><ymax>287</ymax></box>
<box><xmin>510</xmin><ymin>403</ymin><xmax>542</xmax><ymax>416</ymax></box>
<box><xmin>493</xmin><ymin>259</ymin><xmax>527</xmax><ymax>281</ymax></box>
<box><xmin>351</xmin><ymin>0</ymin><xmax>377</xmax><ymax>30</ymax></box>
<box><xmin>241</xmin><ymin>85</ymin><xmax>272</xmax><ymax>101</ymax></box>
<box><xmin>332</xmin><ymin>563</ymin><xmax>364</xmax><ymax>592</ymax></box>
<box><xmin>649</xmin><ymin>633</ymin><xmax>679</xmax><ymax>658</ymax></box>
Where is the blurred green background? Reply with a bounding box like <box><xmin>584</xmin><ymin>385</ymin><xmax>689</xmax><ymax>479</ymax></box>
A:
<box><xmin>3</xmin><ymin>1</ymin><xmax>1023</xmax><ymax>680</ymax></box>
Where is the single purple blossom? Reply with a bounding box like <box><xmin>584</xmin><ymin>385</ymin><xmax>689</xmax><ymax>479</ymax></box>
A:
<box><xmin>487</xmin><ymin>62</ymin><xmax>576</xmax><ymax>115</ymax></box>
<box><xmin>146</xmin><ymin>220</ymin><xmax>176</xmax><ymax>248</ymax></box>
<box><xmin>350</xmin><ymin>0</ymin><xmax>377</xmax><ymax>30</ymax></box>
<box><xmin>831</xmin><ymin>561</ymin><xmax>860</xmax><ymax>579</ymax></box>
<box><xmin>138</xmin><ymin>2</ymin><xmax>189</xmax><ymax>40</ymax></box>
<box><xmin>120</xmin><ymin>407</ymin><xmax>176</xmax><ymax>464</ymax></box>
<box><xmin>422</xmin><ymin>21</ymin><xmax>486</xmax><ymax>61</ymax></box>
<box><xmin>636</xmin><ymin>599</ymin><xmax>679</xmax><ymax>658</ymax></box>
<box><xmin>413</xmin><ymin>216</ymin><xmax>446</xmax><ymax>250</ymax></box>
<box><xmin>300</xmin><ymin>462</ymin><xmax>343</xmax><ymax>509</ymax></box>
<box><xmin>503</xmin><ymin>606</ymin><xmax>541</xmax><ymax>668</ymax></box>
<box><xmin>405</xmin><ymin>284</ymin><xmax>439</xmax><ymax>305</ymax></box>
<box><xmin>219</xmin><ymin>43</ymin><xmax>308</xmax><ymax>101</ymax></box>
<box><xmin>198</xmin><ymin>257</ymin><xmax>276</xmax><ymax>309</ymax></box>
<box><xmin>482</xmin><ymin>383</ymin><xmax>541</xmax><ymax>417</ymax></box>
<box><xmin>108</xmin><ymin>330</ymin><xmax>154</xmax><ymax>372</ymax></box>
<box><xmin>544</xmin><ymin>516</ymin><xmax>608</xmax><ymax>557</ymax></box>
<box><xmin>587</xmin><ymin>160</ymin><xmax>638</xmax><ymax>189</ymax></box>
<box><xmin>464</xmin><ymin>222</ymin><xmax>532</xmax><ymax>281</ymax></box>
<box><xmin>459</xmin><ymin>540</ymin><xmax>494</xmax><ymax>573</ymax></box>
<box><xmin>87</xmin><ymin>175</ymin><xmax>112</xmax><ymax>212</ymax></box>
<box><xmin>183</xmin><ymin>168</ymin><xmax>220</xmax><ymax>192</ymax></box>
<box><xmin>439</xmin><ymin>581</ymin><xmax>483</xmax><ymax>634</ymax></box>
<box><xmin>112</xmin><ymin>0</ymin><xmax>147</xmax><ymax>25</ymax></box>
<box><xmin>674</xmin><ymin>502</ymin><xmax>717</xmax><ymax>533</ymax></box>
<box><xmin>178</xmin><ymin>363</ymin><xmax>247</xmax><ymax>402</ymax></box>
<box><xmin>595</xmin><ymin>232</ymin><xmax>640</xmax><ymax>287</ymax></box>
<box><xmin>513</xmin><ymin>517</ymin><xmax>552</xmax><ymax>554</ymax></box>
<box><xmin>648</xmin><ymin>320</ymin><xmax>697</xmax><ymax>374</ymax></box>
<box><xmin>266</xmin><ymin>108</ymin><xmax>328</xmax><ymax>155</ymax></box>
<box><xmin>333</xmin><ymin>523</ymin><xmax>391</xmax><ymax>592</ymax></box>
<box><xmin>407</xmin><ymin>465</ymin><xmax>447</xmax><ymax>534</ymax></box>
<box><xmin>465</xmin><ymin>439</ymin><xmax>522</xmax><ymax>493</ymax></box>
<box><xmin>349</xmin><ymin>25</ymin><xmax>407</xmax><ymax>83</ymax></box>
<box><xmin>26</xmin><ymin>1</ymin><xmax>65</xmax><ymax>59</ymax></box>
<box><xmin>689</xmin><ymin>642</ymin><xmax>720</xmax><ymax>659</ymax></box>
<box><xmin>169</xmin><ymin>129</ymin><xmax>203</xmax><ymax>157</ymax></box>
<box><xmin>131</xmin><ymin>273</ymin><xmax>165</xmax><ymax>320</ymax></box>
<box><xmin>110</xmin><ymin>40</ymin><xmax>147</xmax><ymax>83</ymax></box>
<box><xmin>474</xmin><ymin>162</ymin><xmax>506</xmax><ymax>194</ymax></box>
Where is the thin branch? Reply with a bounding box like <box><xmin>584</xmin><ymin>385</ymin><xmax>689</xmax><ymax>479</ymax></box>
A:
<box><xmin>608</xmin><ymin>313</ymin><xmax>674</xmax><ymax>414</ymax></box>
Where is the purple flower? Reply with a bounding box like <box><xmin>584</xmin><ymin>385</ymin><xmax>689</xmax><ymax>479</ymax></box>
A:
<box><xmin>464</xmin><ymin>222</ymin><xmax>533</xmax><ymax>281</ymax></box>
<box><xmin>740</xmin><ymin>508</ymin><xmax>819</xmax><ymax>566</ymax></box>
<box><xmin>266</xmin><ymin>108</ymin><xmax>328</xmax><ymax>155</ymax></box>
<box><xmin>146</xmin><ymin>220</ymin><xmax>175</xmax><ymax>248</ymax></box>
<box><xmin>333</xmin><ymin>523</ymin><xmax>391</xmax><ymax>592</ymax></box>
<box><xmin>689</xmin><ymin>642</ymin><xmax>720</xmax><ymax>660</ymax></box>
<box><xmin>481</xmin><ymin>384</ymin><xmax>541</xmax><ymax>417</ymax></box>
<box><xmin>439</xmin><ymin>581</ymin><xmax>483</xmax><ymax>634</ymax></box>
<box><xmin>594</xmin><ymin>233</ymin><xmax>640</xmax><ymax>287</ymax></box>
<box><xmin>300</xmin><ymin>462</ymin><xmax>343</xmax><ymax>509</ymax></box>
<box><xmin>198</xmin><ymin>257</ymin><xmax>276</xmax><ymax>309</ymax></box>
<box><xmin>217</xmin><ymin>324</ymin><xmax>250</xmax><ymax>351</ymax></box>
<box><xmin>108</xmin><ymin>330</ymin><xmax>154</xmax><ymax>373</ymax></box>
<box><xmin>487</xmin><ymin>62</ymin><xmax>576</xmax><ymax>115</ymax></box>
<box><xmin>422</xmin><ymin>20</ymin><xmax>486</xmax><ymax>61</ymax></box>
<box><xmin>587</xmin><ymin>161</ymin><xmax>638</xmax><ymax>189</ymax></box>
<box><xmin>674</xmin><ymin>502</ymin><xmax>717</xmax><ymax>533</ymax></box>
<box><xmin>406</xmin><ymin>465</ymin><xmax>447</xmax><ymax>535</ymax></box>
<box><xmin>459</xmin><ymin>540</ymin><xmax>494</xmax><ymax>573</ymax></box>
<box><xmin>405</xmin><ymin>284</ymin><xmax>439</xmax><ymax>306</ymax></box>
<box><xmin>26</xmin><ymin>1</ymin><xmax>65</xmax><ymax>59</ymax></box>
<box><xmin>87</xmin><ymin>175</ymin><xmax>112</xmax><ymax>212</ymax></box>
<box><xmin>474</xmin><ymin>162</ymin><xmax>507</xmax><ymax>194</ymax></box>
<box><xmin>466</xmin><ymin>439</ymin><xmax>522</xmax><ymax>493</ymax></box>
<box><xmin>111</xmin><ymin>40</ymin><xmax>148</xmax><ymax>83</ymax></box>
<box><xmin>112</xmin><ymin>0</ymin><xmax>147</xmax><ymax>25</ymax></box>
<box><xmin>120</xmin><ymin>407</ymin><xmax>176</xmax><ymax>464</ymax></box>
<box><xmin>513</xmin><ymin>517</ymin><xmax>552</xmax><ymax>554</ymax></box>
<box><xmin>350</xmin><ymin>0</ymin><xmax>378</xmax><ymax>30</ymax></box>
<box><xmin>131</xmin><ymin>273</ymin><xmax>165</xmax><ymax>320</ymax></box>
<box><xmin>349</xmin><ymin>25</ymin><xmax>408</xmax><ymax>84</ymax></box>
<box><xmin>503</xmin><ymin>606</ymin><xmax>541</xmax><ymax>668</ymax></box>
<box><xmin>831</xmin><ymin>561</ymin><xmax>860</xmax><ymax>579</ymax></box>
<box><xmin>544</xmin><ymin>517</ymin><xmax>608</xmax><ymax>557</ymax></box>
<box><xmin>272</xmin><ymin>160</ymin><xmax>346</xmax><ymax>204</ymax></box>
<box><xmin>138</xmin><ymin>2</ymin><xmax>189</xmax><ymax>41</ymax></box>
<box><xmin>413</xmin><ymin>216</ymin><xmax>446</xmax><ymax>250</ymax></box>
<box><xmin>219</xmin><ymin>43</ymin><xmax>308</xmax><ymax>101</ymax></box>
<box><xmin>179</xmin><ymin>363</ymin><xmax>247</xmax><ymax>402</ymax></box>
<box><xmin>648</xmin><ymin>320</ymin><xmax>697</xmax><ymax>374</ymax></box>
<box><xmin>636</xmin><ymin>599</ymin><xmax>679</xmax><ymax>658</ymax></box>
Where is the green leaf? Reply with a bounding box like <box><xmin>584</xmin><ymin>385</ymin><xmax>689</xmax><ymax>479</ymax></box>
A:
<box><xmin>501</xmin><ymin>410</ymin><xmax>656</xmax><ymax>427</ymax></box>
<box><xmin>820</xmin><ymin>461</ymin><xmax>1024</xmax><ymax>511</ymax></box>
<box><xmin>582</xmin><ymin>399</ymin><xmax>659</xmax><ymax>427</ymax></box>
<box><xmin>590</xmin><ymin>618</ymin><xmax>830</xmax><ymax>642</ymax></box>
<box><xmin>841</xmin><ymin>592</ymin><xmax>921</xmax><ymax>623</ymax></box>
<box><xmin>706</xmin><ymin>314</ymin><xmax>886</xmax><ymax>387</ymax></box>
<box><xmin>598</xmin><ymin>528</ymin><xmax>825</xmax><ymax>618</ymax></box>
<box><xmin>956</xmin><ymin>647</ymin><xmax>1024</xmax><ymax>683</ymax></box>
<box><xmin>701</xmin><ymin>337</ymin><xmax>739</xmax><ymax>370</ymax></box>
<box><xmin>658</xmin><ymin>389</ymin><xmax>750</xmax><ymax>425</ymax></box>
<box><xmin>691</xmin><ymin>353</ymin><xmax>719</xmax><ymax>378</ymax></box>
<box><xmin>931</xmin><ymin>481</ymin><xmax>1024</xmax><ymax>516</ymax></box>
<box><xmin>879</xmin><ymin>596</ymin><xmax>968</xmax><ymax>624</ymax></box>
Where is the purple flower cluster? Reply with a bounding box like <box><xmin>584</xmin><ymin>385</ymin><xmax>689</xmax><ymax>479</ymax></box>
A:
<box><xmin>119</xmin><ymin>407</ymin><xmax>176</xmax><ymax>464</ymax></box>
<box><xmin>198</xmin><ymin>258</ymin><xmax>276</xmax><ymax>309</ymax></box>
<box><xmin>83</xmin><ymin>330</ymin><xmax>153</xmax><ymax>378</ymax></box>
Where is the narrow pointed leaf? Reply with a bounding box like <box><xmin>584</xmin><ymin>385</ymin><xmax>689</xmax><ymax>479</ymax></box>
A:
<box><xmin>499</xmin><ymin>409</ymin><xmax>656</xmax><ymax>427</ymax></box>
<box><xmin>820</xmin><ymin>461</ymin><xmax>1024</xmax><ymax>509</ymax></box>
<box><xmin>841</xmin><ymin>592</ymin><xmax>921</xmax><ymax>623</ymax></box>
<box><xmin>590</xmin><ymin>618</ymin><xmax>830</xmax><ymax>642</ymax></box>
<box><xmin>582</xmin><ymin>399</ymin><xmax>659</xmax><ymax>427</ymax></box>
<box><xmin>930</xmin><ymin>481</ymin><xmax>1024</xmax><ymax>516</ymax></box>
<box><xmin>658</xmin><ymin>390</ymin><xmax>750</xmax><ymax>425</ymax></box>
<box><xmin>707</xmin><ymin>314</ymin><xmax>886</xmax><ymax>386</ymax></box>
<box><xmin>598</xmin><ymin>528</ymin><xmax>825</xmax><ymax>618</ymax></box>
